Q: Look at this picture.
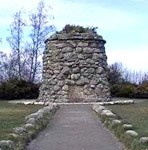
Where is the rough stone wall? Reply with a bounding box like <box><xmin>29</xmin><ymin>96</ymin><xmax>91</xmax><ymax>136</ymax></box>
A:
<box><xmin>38</xmin><ymin>29</ymin><xmax>111</xmax><ymax>102</ymax></box>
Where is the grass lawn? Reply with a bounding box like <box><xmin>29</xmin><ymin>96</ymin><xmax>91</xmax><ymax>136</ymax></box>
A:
<box><xmin>108</xmin><ymin>100</ymin><xmax>148</xmax><ymax>137</ymax></box>
<box><xmin>0</xmin><ymin>101</ymin><xmax>43</xmax><ymax>140</ymax></box>
<box><xmin>106</xmin><ymin>100</ymin><xmax>148</xmax><ymax>149</ymax></box>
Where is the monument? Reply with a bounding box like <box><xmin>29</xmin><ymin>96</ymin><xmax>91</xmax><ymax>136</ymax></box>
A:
<box><xmin>38</xmin><ymin>25</ymin><xmax>111</xmax><ymax>102</ymax></box>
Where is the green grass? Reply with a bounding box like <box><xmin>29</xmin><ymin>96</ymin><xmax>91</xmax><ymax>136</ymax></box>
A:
<box><xmin>107</xmin><ymin>100</ymin><xmax>148</xmax><ymax>149</ymax></box>
<box><xmin>108</xmin><ymin>100</ymin><xmax>148</xmax><ymax>137</ymax></box>
<box><xmin>0</xmin><ymin>101</ymin><xmax>43</xmax><ymax>140</ymax></box>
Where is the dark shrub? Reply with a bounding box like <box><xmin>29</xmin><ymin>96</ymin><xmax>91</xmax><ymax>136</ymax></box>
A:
<box><xmin>110</xmin><ymin>83</ymin><xmax>148</xmax><ymax>99</ymax></box>
<box><xmin>134</xmin><ymin>83</ymin><xmax>148</xmax><ymax>98</ymax></box>
<box><xmin>110</xmin><ymin>83</ymin><xmax>135</xmax><ymax>98</ymax></box>
<box><xmin>0</xmin><ymin>79</ymin><xmax>40</xmax><ymax>100</ymax></box>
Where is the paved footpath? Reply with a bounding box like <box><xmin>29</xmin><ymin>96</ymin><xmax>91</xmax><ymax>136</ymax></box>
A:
<box><xmin>27</xmin><ymin>104</ymin><xmax>124</xmax><ymax>150</ymax></box>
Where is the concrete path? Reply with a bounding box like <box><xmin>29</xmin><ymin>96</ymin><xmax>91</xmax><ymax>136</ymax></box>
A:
<box><xmin>27</xmin><ymin>104</ymin><xmax>124</xmax><ymax>150</ymax></box>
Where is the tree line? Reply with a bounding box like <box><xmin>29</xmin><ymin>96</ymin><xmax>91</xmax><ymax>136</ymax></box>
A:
<box><xmin>108</xmin><ymin>62</ymin><xmax>148</xmax><ymax>98</ymax></box>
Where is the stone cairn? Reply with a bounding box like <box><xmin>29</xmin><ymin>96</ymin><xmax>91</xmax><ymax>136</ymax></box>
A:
<box><xmin>38</xmin><ymin>25</ymin><xmax>111</xmax><ymax>103</ymax></box>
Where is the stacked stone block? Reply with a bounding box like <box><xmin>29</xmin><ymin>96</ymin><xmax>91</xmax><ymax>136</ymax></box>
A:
<box><xmin>38</xmin><ymin>28</ymin><xmax>111</xmax><ymax>102</ymax></box>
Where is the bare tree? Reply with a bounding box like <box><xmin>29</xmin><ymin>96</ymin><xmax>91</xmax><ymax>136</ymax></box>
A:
<box><xmin>26</xmin><ymin>1</ymin><xmax>55</xmax><ymax>82</ymax></box>
<box><xmin>108</xmin><ymin>62</ymin><xmax>125</xmax><ymax>85</ymax></box>
<box><xmin>7</xmin><ymin>11</ymin><xmax>26</xmax><ymax>79</ymax></box>
<box><xmin>0</xmin><ymin>52</ymin><xmax>18</xmax><ymax>81</ymax></box>
<box><xmin>6</xmin><ymin>1</ymin><xmax>55</xmax><ymax>82</ymax></box>
<box><xmin>108</xmin><ymin>62</ymin><xmax>148</xmax><ymax>85</ymax></box>
<box><xmin>141</xmin><ymin>73</ymin><xmax>148</xmax><ymax>84</ymax></box>
<box><xmin>0</xmin><ymin>52</ymin><xmax>8</xmax><ymax>82</ymax></box>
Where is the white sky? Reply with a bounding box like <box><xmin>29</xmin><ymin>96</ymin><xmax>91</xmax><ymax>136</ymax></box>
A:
<box><xmin>0</xmin><ymin>0</ymin><xmax>148</xmax><ymax>72</ymax></box>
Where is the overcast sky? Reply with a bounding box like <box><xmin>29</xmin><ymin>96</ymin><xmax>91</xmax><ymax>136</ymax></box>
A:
<box><xmin>0</xmin><ymin>0</ymin><xmax>148</xmax><ymax>72</ymax></box>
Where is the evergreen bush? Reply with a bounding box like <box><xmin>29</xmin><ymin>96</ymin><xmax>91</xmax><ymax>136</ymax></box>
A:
<box><xmin>0</xmin><ymin>79</ymin><xmax>39</xmax><ymax>100</ymax></box>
